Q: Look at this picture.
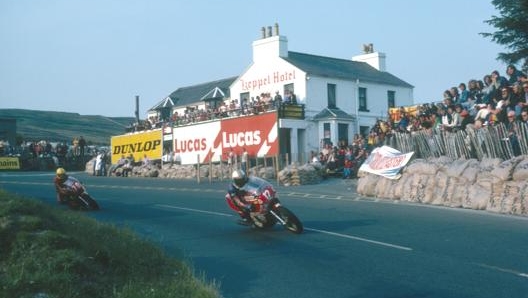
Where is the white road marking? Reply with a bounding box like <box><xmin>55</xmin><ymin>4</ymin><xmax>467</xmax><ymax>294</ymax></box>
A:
<box><xmin>476</xmin><ymin>263</ymin><xmax>528</xmax><ymax>279</ymax></box>
<box><xmin>155</xmin><ymin>204</ymin><xmax>233</xmax><ymax>217</ymax></box>
<box><xmin>156</xmin><ymin>203</ymin><xmax>412</xmax><ymax>251</ymax></box>
<box><xmin>305</xmin><ymin>227</ymin><xmax>413</xmax><ymax>251</ymax></box>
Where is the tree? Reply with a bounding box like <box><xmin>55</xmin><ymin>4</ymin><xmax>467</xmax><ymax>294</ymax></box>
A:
<box><xmin>480</xmin><ymin>0</ymin><xmax>528</xmax><ymax>72</ymax></box>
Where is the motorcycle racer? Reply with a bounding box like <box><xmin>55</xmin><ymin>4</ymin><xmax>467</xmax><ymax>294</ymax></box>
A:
<box><xmin>54</xmin><ymin>167</ymin><xmax>74</xmax><ymax>204</ymax></box>
<box><xmin>226</xmin><ymin>170</ymin><xmax>260</xmax><ymax>225</ymax></box>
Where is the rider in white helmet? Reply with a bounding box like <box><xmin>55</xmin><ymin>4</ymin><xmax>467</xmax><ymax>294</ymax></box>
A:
<box><xmin>226</xmin><ymin>169</ymin><xmax>253</xmax><ymax>225</ymax></box>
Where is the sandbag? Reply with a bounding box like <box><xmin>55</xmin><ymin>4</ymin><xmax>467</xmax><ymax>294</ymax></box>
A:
<box><xmin>490</xmin><ymin>160</ymin><xmax>517</xmax><ymax>181</ymax></box>
<box><xmin>405</xmin><ymin>159</ymin><xmax>439</xmax><ymax>175</ymax></box>
<box><xmin>512</xmin><ymin>157</ymin><xmax>528</xmax><ymax>181</ymax></box>
<box><xmin>445</xmin><ymin>159</ymin><xmax>470</xmax><ymax>178</ymax></box>
<box><xmin>465</xmin><ymin>185</ymin><xmax>491</xmax><ymax>210</ymax></box>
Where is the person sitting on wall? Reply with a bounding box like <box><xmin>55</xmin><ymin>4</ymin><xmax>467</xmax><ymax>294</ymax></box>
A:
<box><xmin>109</xmin><ymin>155</ymin><xmax>127</xmax><ymax>176</ymax></box>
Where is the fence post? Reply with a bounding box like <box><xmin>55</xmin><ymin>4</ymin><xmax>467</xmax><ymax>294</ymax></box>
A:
<box><xmin>220</xmin><ymin>161</ymin><xmax>224</xmax><ymax>181</ymax></box>
<box><xmin>197</xmin><ymin>154</ymin><xmax>200</xmax><ymax>184</ymax></box>
<box><xmin>209</xmin><ymin>159</ymin><xmax>212</xmax><ymax>184</ymax></box>
<box><xmin>274</xmin><ymin>155</ymin><xmax>279</xmax><ymax>184</ymax></box>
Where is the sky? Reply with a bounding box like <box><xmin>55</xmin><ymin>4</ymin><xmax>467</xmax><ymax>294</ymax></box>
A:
<box><xmin>0</xmin><ymin>0</ymin><xmax>508</xmax><ymax>117</ymax></box>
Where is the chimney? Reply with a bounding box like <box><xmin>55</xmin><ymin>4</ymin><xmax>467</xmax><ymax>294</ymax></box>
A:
<box><xmin>252</xmin><ymin>24</ymin><xmax>288</xmax><ymax>62</ymax></box>
<box><xmin>352</xmin><ymin>44</ymin><xmax>386</xmax><ymax>71</ymax></box>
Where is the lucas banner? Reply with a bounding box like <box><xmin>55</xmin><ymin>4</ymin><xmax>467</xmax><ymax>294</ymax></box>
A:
<box><xmin>172</xmin><ymin>112</ymin><xmax>279</xmax><ymax>165</ymax></box>
<box><xmin>359</xmin><ymin>146</ymin><xmax>414</xmax><ymax>179</ymax></box>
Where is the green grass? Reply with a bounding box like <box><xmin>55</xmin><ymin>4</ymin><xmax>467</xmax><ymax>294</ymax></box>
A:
<box><xmin>0</xmin><ymin>108</ymin><xmax>134</xmax><ymax>144</ymax></box>
<box><xmin>0</xmin><ymin>190</ymin><xmax>222</xmax><ymax>298</ymax></box>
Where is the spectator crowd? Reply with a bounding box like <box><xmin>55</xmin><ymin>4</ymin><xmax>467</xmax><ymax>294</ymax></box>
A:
<box><xmin>128</xmin><ymin>90</ymin><xmax>299</xmax><ymax>132</ymax></box>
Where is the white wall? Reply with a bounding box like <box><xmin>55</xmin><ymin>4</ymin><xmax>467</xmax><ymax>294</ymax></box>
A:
<box><xmin>230</xmin><ymin>57</ymin><xmax>306</xmax><ymax>103</ymax></box>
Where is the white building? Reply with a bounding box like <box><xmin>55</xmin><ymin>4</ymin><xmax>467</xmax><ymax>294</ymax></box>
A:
<box><xmin>148</xmin><ymin>24</ymin><xmax>413</xmax><ymax>162</ymax></box>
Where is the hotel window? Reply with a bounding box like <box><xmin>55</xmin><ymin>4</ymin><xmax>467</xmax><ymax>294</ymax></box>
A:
<box><xmin>358</xmin><ymin>87</ymin><xmax>368</xmax><ymax>111</ymax></box>
<box><xmin>240</xmin><ymin>92</ymin><xmax>250</xmax><ymax>105</ymax></box>
<box><xmin>327</xmin><ymin>83</ymin><xmax>336</xmax><ymax>108</ymax></box>
<box><xmin>388</xmin><ymin>90</ymin><xmax>395</xmax><ymax>108</ymax></box>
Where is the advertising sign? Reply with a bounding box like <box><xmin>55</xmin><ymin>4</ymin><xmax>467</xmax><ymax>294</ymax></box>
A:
<box><xmin>0</xmin><ymin>157</ymin><xmax>20</xmax><ymax>170</ymax></box>
<box><xmin>110</xmin><ymin>129</ymin><xmax>163</xmax><ymax>164</ymax></box>
<box><xmin>173</xmin><ymin>112</ymin><xmax>279</xmax><ymax>165</ymax></box>
<box><xmin>359</xmin><ymin>146</ymin><xmax>414</xmax><ymax>179</ymax></box>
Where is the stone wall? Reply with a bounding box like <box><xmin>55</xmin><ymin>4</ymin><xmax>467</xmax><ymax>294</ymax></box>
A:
<box><xmin>357</xmin><ymin>156</ymin><xmax>528</xmax><ymax>216</ymax></box>
<box><xmin>86</xmin><ymin>158</ymin><xmax>326</xmax><ymax>186</ymax></box>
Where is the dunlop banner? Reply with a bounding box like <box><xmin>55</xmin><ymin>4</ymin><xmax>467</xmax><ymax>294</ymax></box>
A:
<box><xmin>0</xmin><ymin>157</ymin><xmax>21</xmax><ymax>170</ymax></box>
<box><xmin>111</xmin><ymin>129</ymin><xmax>163</xmax><ymax>164</ymax></box>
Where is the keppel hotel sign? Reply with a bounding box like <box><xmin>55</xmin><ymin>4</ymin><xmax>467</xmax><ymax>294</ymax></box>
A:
<box><xmin>240</xmin><ymin>69</ymin><xmax>296</xmax><ymax>91</ymax></box>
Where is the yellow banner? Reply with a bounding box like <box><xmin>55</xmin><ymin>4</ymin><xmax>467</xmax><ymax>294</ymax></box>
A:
<box><xmin>389</xmin><ymin>105</ymin><xmax>419</xmax><ymax>123</ymax></box>
<box><xmin>110</xmin><ymin>129</ymin><xmax>163</xmax><ymax>164</ymax></box>
<box><xmin>0</xmin><ymin>157</ymin><xmax>20</xmax><ymax>170</ymax></box>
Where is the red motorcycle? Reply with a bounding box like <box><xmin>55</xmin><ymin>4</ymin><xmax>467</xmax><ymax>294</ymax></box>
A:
<box><xmin>226</xmin><ymin>177</ymin><xmax>303</xmax><ymax>234</ymax></box>
<box><xmin>61</xmin><ymin>176</ymin><xmax>100</xmax><ymax>211</ymax></box>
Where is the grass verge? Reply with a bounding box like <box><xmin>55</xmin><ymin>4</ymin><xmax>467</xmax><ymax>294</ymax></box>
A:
<box><xmin>0</xmin><ymin>189</ymin><xmax>222</xmax><ymax>298</ymax></box>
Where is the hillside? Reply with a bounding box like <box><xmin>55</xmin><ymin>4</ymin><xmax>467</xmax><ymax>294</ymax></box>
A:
<box><xmin>0</xmin><ymin>109</ymin><xmax>135</xmax><ymax>145</ymax></box>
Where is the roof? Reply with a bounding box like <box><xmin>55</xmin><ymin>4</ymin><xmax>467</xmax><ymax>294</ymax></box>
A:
<box><xmin>150</xmin><ymin>76</ymin><xmax>238</xmax><ymax>111</ymax></box>
<box><xmin>313</xmin><ymin>107</ymin><xmax>356</xmax><ymax>121</ymax></box>
<box><xmin>284</xmin><ymin>51</ymin><xmax>413</xmax><ymax>88</ymax></box>
<box><xmin>150</xmin><ymin>97</ymin><xmax>176</xmax><ymax>110</ymax></box>
<box><xmin>200</xmin><ymin>86</ymin><xmax>226</xmax><ymax>101</ymax></box>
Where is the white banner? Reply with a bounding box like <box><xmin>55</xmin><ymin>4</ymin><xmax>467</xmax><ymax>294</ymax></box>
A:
<box><xmin>359</xmin><ymin>146</ymin><xmax>414</xmax><ymax>179</ymax></box>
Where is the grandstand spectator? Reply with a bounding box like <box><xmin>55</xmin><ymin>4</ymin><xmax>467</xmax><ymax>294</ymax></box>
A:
<box><xmin>442</xmin><ymin>90</ymin><xmax>453</xmax><ymax>104</ymax></box>
<box><xmin>500</xmin><ymin>87</ymin><xmax>517</xmax><ymax>115</ymax></box>
<box><xmin>468</xmin><ymin>79</ymin><xmax>482</xmax><ymax>103</ymax></box>
<box><xmin>459</xmin><ymin>108</ymin><xmax>474</xmax><ymax>130</ymax></box>
<box><xmin>506</xmin><ymin>64</ymin><xmax>525</xmax><ymax>85</ymax></box>
<box><xmin>441</xmin><ymin>105</ymin><xmax>459</xmax><ymax>132</ymax></box>
<box><xmin>520</xmin><ymin>108</ymin><xmax>528</xmax><ymax>124</ymax></box>
<box><xmin>481</xmin><ymin>74</ymin><xmax>494</xmax><ymax>104</ymax></box>
<box><xmin>505</xmin><ymin>110</ymin><xmax>521</xmax><ymax>156</ymax></box>
<box><xmin>397</xmin><ymin>112</ymin><xmax>410</xmax><ymax>132</ymax></box>
<box><xmin>511</xmin><ymin>83</ymin><xmax>526</xmax><ymax>113</ymax></box>
<box><xmin>491</xmin><ymin>70</ymin><xmax>508</xmax><ymax>95</ymax></box>
<box><xmin>437</xmin><ymin>105</ymin><xmax>449</xmax><ymax>130</ymax></box>
<box><xmin>474</xmin><ymin>103</ymin><xmax>491</xmax><ymax>123</ymax></box>
<box><xmin>450</xmin><ymin>87</ymin><xmax>460</xmax><ymax>104</ymax></box>
<box><xmin>458</xmin><ymin>83</ymin><xmax>470</xmax><ymax>108</ymax></box>
<box><xmin>523</xmin><ymin>82</ymin><xmax>528</xmax><ymax>103</ymax></box>
<box><xmin>488</xmin><ymin>99</ymin><xmax>508</xmax><ymax>125</ymax></box>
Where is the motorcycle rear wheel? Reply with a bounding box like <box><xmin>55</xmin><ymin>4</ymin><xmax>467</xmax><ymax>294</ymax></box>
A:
<box><xmin>277</xmin><ymin>206</ymin><xmax>303</xmax><ymax>234</ymax></box>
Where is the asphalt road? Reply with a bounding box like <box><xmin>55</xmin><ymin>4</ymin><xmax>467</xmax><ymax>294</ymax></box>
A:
<box><xmin>1</xmin><ymin>172</ymin><xmax>527</xmax><ymax>298</ymax></box>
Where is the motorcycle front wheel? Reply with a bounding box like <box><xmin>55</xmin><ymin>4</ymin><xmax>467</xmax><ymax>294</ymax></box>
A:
<box><xmin>78</xmin><ymin>193</ymin><xmax>100</xmax><ymax>210</ymax></box>
<box><xmin>277</xmin><ymin>206</ymin><xmax>303</xmax><ymax>234</ymax></box>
